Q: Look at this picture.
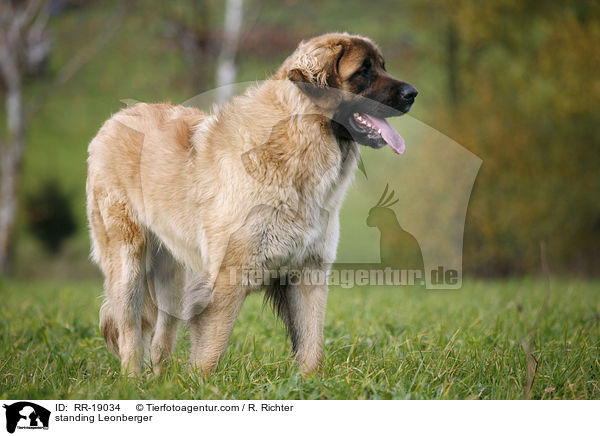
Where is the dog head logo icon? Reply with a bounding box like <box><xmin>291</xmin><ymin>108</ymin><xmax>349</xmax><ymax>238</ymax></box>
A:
<box><xmin>3</xmin><ymin>402</ymin><xmax>50</xmax><ymax>433</ymax></box>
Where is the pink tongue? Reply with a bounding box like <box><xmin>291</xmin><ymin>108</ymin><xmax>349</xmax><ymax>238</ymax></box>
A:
<box><xmin>362</xmin><ymin>114</ymin><xmax>405</xmax><ymax>154</ymax></box>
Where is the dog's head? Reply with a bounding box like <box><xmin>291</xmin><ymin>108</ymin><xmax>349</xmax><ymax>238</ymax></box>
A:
<box><xmin>280</xmin><ymin>33</ymin><xmax>417</xmax><ymax>154</ymax></box>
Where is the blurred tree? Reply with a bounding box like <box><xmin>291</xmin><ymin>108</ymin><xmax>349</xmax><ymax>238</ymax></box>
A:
<box><xmin>0</xmin><ymin>0</ymin><xmax>126</xmax><ymax>274</ymax></box>
<box><xmin>216</xmin><ymin>0</ymin><xmax>243</xmax><ymax>103</ymax></box>
<box><xmin>446</xmin><ymin>21</ymin><xmax>459</xmax><ymax>107</ymax></box>
<box><xmin>408</xmin><ymin>0</ymin><xmax>600</xmax><ymax>274</ymax></box>
<box><xmin>165</xmin><ymin>0</ymin><xmax>244</xmax><ymax>97</ymax></box>
<box><xmin>25</xmin><ymin>179</ymin><xmax>76</xmax><ymax>253</ymax></box>
<box><xmin>165</xmin><ymin>0</ymin><xmax>221</xmax><ymax>90</ymax></box>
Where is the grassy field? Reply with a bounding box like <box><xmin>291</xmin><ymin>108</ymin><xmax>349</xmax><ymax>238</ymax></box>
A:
<box><xmin>1</xmin><ymin>278</ymin><xmax>598</xmax><ymax>399</ymax></box>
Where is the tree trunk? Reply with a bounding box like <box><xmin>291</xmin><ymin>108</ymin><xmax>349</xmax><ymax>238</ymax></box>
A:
<box><xmin>215</xmin><ymin>0</ymin><xmax>243</xmax><ymax>104</ymax></box>
<box><xmin>446</xmin><ymin>21</ymin><xmax>459</xmax><ymax>108</ymax></box>
<box><xmin>0</xmin><ymin>68</ymin><xmax>25</xmax><ymax>273</ymax></box>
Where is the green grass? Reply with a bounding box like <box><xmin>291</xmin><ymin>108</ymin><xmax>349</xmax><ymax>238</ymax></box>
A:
<box><xmin>1</xmin><ymin>278</ymin><xmax>599</xmax><ymax>399</ymax></box>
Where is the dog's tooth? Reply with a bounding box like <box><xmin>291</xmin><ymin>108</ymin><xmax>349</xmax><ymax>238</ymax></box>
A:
<box><xmin>377</xmin><ymin>129</ymin><xmax>381</xmax><ymax>134</ymax></box>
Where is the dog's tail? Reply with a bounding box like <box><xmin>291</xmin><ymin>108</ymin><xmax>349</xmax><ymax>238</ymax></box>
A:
<box><xmin>99</xmin><ymin>299</ymin><xmax>120</xmax><ymax>356</ymax></box>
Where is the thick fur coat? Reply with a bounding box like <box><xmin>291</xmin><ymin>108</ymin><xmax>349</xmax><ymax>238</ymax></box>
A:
<box><xmin>86</xmin><ymin>33</ymin><xmax>417</xmax><ymax>375</ymax></box>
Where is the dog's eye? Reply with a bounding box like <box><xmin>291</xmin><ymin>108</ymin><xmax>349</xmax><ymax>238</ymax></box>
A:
<box><xmin>351</xmin><ymin>59</ymin><xmax>371</xmax><ymax>79</ymax></box>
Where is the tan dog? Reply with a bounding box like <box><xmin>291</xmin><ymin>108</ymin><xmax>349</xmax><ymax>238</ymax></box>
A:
<box><xmin>86</xmin><ymin>33</ymin><xmax>417</xmax><ymax>376</ymax></box>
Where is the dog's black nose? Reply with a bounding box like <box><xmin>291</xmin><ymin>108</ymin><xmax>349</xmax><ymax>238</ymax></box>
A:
<box><xmin>401</xmin><ymin>84</ymin><xmax>418</xmax><ymax>101</ymax></box>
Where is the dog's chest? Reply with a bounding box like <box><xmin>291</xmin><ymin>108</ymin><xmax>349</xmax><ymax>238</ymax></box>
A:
<box><xmin>246</xmin><ymin>195</ymin><xmax>326</xmax><ymax>268</ymax></box>
<box><xmin>250</xmin><ymin>146</ymin><xmax>358</xmax><ymax>269</ymax></box>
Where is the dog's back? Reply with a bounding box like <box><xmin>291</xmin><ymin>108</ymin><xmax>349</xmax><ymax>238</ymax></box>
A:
<box><xmin>86</xmin><ymin>103</ymin><xmax>206</xmax><ymax>367</ymax></box>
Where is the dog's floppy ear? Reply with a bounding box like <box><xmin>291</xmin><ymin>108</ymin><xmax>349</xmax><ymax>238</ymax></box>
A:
<box><xmin>287</xmin><ymin>43</ymin><xmax>345</xmax><ymax>109</ymax></box>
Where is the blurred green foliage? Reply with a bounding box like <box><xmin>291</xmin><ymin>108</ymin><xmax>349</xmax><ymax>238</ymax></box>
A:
<box><xmin>7</xmin><ymin>0</ymin><xmax>600</xmax><ymax>277</ymax></box>
<box><xmin>25</xmin><ymin>179</ymin><xmax>76</xmax><ymax>253</ymax></box>
<box><xmin>410</xmin><ymin>0</ymin><xmax>600</xmax><ymax>275</ymax></box>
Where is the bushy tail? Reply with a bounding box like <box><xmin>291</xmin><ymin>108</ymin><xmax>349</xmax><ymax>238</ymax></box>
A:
<box><xmin>99</xmin><ymin>299</ymin><xmax>119</xmax><ymax>356</ymax></box>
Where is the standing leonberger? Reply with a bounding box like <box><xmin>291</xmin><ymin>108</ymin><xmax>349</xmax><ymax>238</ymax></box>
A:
<box><xmin>86</xmin><ymin>33</ymin><xmax>417</xmax><ymax>376</ymax></box>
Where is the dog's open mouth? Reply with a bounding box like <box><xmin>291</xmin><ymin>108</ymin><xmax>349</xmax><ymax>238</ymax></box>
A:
<box><xmin>350</xmin><ymin>113</ymin><xmax>405</xmax><ymax>154</ymax></box>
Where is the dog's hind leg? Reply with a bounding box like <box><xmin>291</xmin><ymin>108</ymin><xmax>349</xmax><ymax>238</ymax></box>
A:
<box><xmin>114</xmin><ymin>240</ymin><xmax>147</xmax><ymax>376</ymax></box>
<box><xmin>141</xmin><ymin>290</ymin><xmax>158</xmax><ymax>360</ymax></box>
<box><xmin>146</xmin><ymin>236</ymin><xmax>183</xmax><ymax>374</ymax></box>
<box><xmin>93</xmin><ymin>195</ymin><xmax>148</xmax><ymax>376</ymax></box>
<box><xmin>188</xmin><ymin>269</ymin><xmax>246</xmax><ymax>375</ymax></box>
<box><xmin>150</xmin><ymin>309</ymin><xmax>179</xmax><ymax>374</ymax></box>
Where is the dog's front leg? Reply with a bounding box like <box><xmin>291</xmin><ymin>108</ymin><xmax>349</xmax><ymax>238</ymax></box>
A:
<box><xmin>286</xmin><ymin>281</ymin><xmax>329</xmax><ymax>375</ymax></box>
<box><xmin>188</xmin><ymin>272</ymin><xmax>246</xmax><ymax>376</ymax></box>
